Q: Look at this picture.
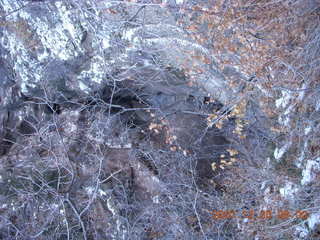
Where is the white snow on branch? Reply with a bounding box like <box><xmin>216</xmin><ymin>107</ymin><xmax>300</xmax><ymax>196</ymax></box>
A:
<box><xmin>279</xmin><ymin>181</ymin><xmax>299</xmax><ymax>200</ymax></box>
<box><xmin>294</xmin><ymin>225</ymin><xmax>309</xmax><ymax>239</ymax></box>
<box><xmin>308</xmin><ymin>212</ymin><xmax>320</xmax><ymax>230</ymax></box>
<box><xmin>301</xmin><ymin>158</ymin><xmax>320</xmax><ymax>185</ymax></box>
<box><xmin>305</xmin><ymin>126</ymin><xmax>312</xmax><ymax>135</ymax></box>
<box><xmin>274</xmin><ymin>143</ymin><xmax>290</xmax><ymax>160</ymax></box>
<box><xmin>276</xmin><ymin>90</ymin><xmax>291</xmax><ymax>108</ymax></box>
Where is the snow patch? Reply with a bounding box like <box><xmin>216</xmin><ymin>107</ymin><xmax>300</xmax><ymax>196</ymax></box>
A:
<box><xmin>279</xmin><ymin>181</ymin><xmax>299</xmax><ymax>199</ymax></box>
<box><xmin>123</xmin><ymin>28</ymin><xmax>136</xmax><ymax>42</ymax></box>
<box><xmin>56</xmin><ymin>2</ymin><xmax>78</xmax><ymax>40</ymax></box>
<box><xmin>296</xmin><ymin>141</ymin><xmax>309</xmax><ymax>168</ymax></box>
<box><xmin>163</xmin><ymin>0</ymin><xmax>185</xmax><ymax>5</ymax></box>
<box><xmin>301</xmin><ymin>158</ymin><xmax>320</xmax><ymax>185</ymax></box>
<box><xmin>308</xmin><ymin>212</ymin><xmax>320</xmax><ymax>230</ymax></box>
<box><xmin>102</xmin><ymin>38</ymin><xmax>111</xmax><ymax>48</ymax></box>
<box><xmin>68</xmin><ymin>122</ymin><xmax>77</xmax><ymax>132</ymax></box>
<box><xmin>274</xmin><ymin>143</ymin><xmax>289</xmax><ymax>160</ymax></box>
<box><xmin>34</xmin><ymin>18</ymin><xmax>74</xmax><ymax>60</ymax></box>
<box><xmin>1</xmin><ymin>0</ymin><xmax>19</xmax><ymax>13</ymax></box>
<box><xmin>305</xmin><ymin>126</ymin><xmax>312</xmax><ymax>135</ymax></box>
<box><xmin>276</xmin><ymin>90</ymin><xmax>291</xmax><ymax>108</ymax></box>
<box><xmin>152</xmin><ymin>176</ymin><xmax>160</xmax><ymax>183</ymax></box>
<box><xmin>77</xmin><ymin>56</ymin><xmax>105</xmax><ymax>84</ymax></box>
<box><xmin>144</xmin><ymin>37</ymin><xmax>210</xmax><ymax>55</ymax></box>
<box><xmin>37</xmin><ymin>49</ymin><xmax>49</xmax><ymax>62</ymax></box>
<box><xmin>294</xmin><ymin>225</ymin><xmax>309</xmax><ymax>239</ymax></box>
<box><xmin>4</xmin><ymin>28</ymin><xmax>42</xmax><ymax>93</ymax></box>
<box><xmin>152</xmin><ymin>195</ymin><xmax>160</xmax><ymax>204</ymax></box>
<box><xmin>85</xmin><ymin>186</ymin><xmax>95</xmax><ymax>195</ymax></box>
<box><xmin>316</xmin><ymin>98</ymin><xmax>320</xmax><ymax>111</ymax></box>
<box><xmin>98</xmin><ymin>189</ymin><xmax>108</xmax><ymax>197</ymax></box>
<box><xmin>79</xmin><ymin>81</ymin><xmax>89</xmax><ymax>92</ymax></box>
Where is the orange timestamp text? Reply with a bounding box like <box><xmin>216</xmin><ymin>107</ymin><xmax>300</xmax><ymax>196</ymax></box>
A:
<box><xmin>209</xmin><ymin>209</ymin><xmax>309</xmax><ymax>221</ymax></box>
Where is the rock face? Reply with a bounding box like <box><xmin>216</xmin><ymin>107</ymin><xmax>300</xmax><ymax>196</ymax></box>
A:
<box><xmin>0</xmin><ymin>0</ymin><xmax>232</xmax><ymax>104</ymax></box>
<box><xmin>0</xmin><ymin>0</ymin><xmax>234</xmax><ymax>157</ymax></box>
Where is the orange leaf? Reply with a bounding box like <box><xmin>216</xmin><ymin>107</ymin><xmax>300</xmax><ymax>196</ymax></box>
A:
<box><xmin>187</xmin><ymin>25</ymin><xmax>198</xmax><ymax>32</ymax></box>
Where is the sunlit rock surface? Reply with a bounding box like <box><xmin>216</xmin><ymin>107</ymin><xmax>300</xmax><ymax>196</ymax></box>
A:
<box><xmin>0</xmin><ymin>0</ymin><xmax>232</xmax><ymax>106</ymax></box>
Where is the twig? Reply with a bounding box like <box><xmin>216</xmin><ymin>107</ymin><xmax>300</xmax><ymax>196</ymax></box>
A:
<box><xmin>100</xmin><ymin>169</ymin><xmax>123</xmax><ymax>184</ymax></box>
<box><xmin>65</xmin><ymin>196</ymin><xmax>87</xmax><ymax>240</ymax></box>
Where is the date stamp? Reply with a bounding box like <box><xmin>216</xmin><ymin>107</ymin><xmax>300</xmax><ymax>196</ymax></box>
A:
<box><xmin>209</xmin><ymin>209</ymin><xmax>309</xmax><ymax>221</ymax></box>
